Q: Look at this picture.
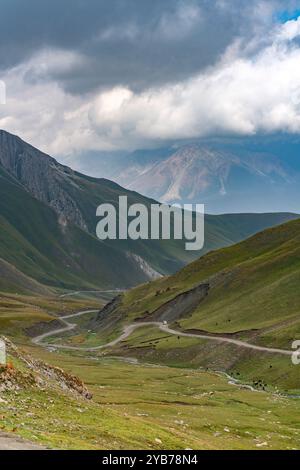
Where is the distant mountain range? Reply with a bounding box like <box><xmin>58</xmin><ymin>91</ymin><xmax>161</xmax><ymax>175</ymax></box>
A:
<box><xmin>79</xmin><ymin>136</ymin><xmax>300</xmax><ymax>213</ymax></box>
<box><xmin>0</xmin><ymin>130</ymin><xmax>298</xmax><ymax>294</ymax></box>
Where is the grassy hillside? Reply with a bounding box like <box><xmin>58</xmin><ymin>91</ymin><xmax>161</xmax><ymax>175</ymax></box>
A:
<box><xmin>1</xmin><ymin>340</ymin><xmax>300</xmax><ymax>450</ymax></box>
<box><xmin>79</xmin><ymin>218</ymin><xmax>300</xmax><ymax>390</ymax></box>
<box><xmin>0</xmin><ymin>292</ymin><xmax>101</xmax><ymax>341</ymax></box>
<box><xmin>0</xmin><ymin>257</ymin><xmax>53</xmax><ymax>296</ymax></box>
<box><xmin>117</xmin><ymin>218</ymin><xmax>300</xmax><ymax>340</ymax></box>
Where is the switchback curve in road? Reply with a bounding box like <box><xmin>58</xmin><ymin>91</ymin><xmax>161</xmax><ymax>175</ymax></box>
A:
<box><xmin>32</xmin><ymin>310</ymin><xmax>293</xmax><ymax>357</ymax></box>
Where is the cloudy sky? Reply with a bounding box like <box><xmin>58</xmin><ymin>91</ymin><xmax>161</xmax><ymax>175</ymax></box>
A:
<box><xmin>0</xmin><ymin>0</ymin><xmax>300</xmax><ymax>160</ymax></box>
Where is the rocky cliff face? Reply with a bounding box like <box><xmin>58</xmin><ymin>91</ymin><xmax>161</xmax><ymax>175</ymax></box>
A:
<box><xmin>0</xmin><ymin>336</ymin><xmax>92</xmax><ymax>399</ymax></box>
<box><xmin>0</xmin><ymin>130</ymin><xmax>87</xmax><ymax>231</ymax></box>
<box><xmin>142</xmin><ymin>283</ymin><xmax>210</xmax><ymax>323</ymax></box>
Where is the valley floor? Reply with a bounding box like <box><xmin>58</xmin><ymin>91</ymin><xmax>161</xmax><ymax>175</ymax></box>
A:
<box><xmin>2</xmin><ymin>349</ymin><xmax>300</xmax><ymax>450</ymax></box>
<box><xmin>1</xmin><ymin>291</ymin><xmax>300</xmax><ymax>450</ymax></box>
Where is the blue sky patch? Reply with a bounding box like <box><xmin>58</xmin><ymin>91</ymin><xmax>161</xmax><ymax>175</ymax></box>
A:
<box><xmin>277</xmin><ymin>9</ymin><xmax>300</xmax><ymax>23</ymax></box>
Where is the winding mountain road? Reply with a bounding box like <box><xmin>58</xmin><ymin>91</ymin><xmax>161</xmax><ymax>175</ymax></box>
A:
<box><xmin>32</xmin><ymin>310</ymin><xmax>98</xmax><ymax>346</ymax></box>
<box><xmin>33</xmin><ymin>310</ymin><xmax>293</xmax><ymax>356</ymax></box>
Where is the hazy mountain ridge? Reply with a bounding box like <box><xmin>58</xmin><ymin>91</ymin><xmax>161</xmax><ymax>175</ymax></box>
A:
<box><xmin>84</xmin><ymin>138</ymin><xmax>300</xmax><ymax>213</ymax></box>
<box><xmin>124</xmin><ymin>145</ymin><xmax>291</xmax><ymax>203</ymax></box>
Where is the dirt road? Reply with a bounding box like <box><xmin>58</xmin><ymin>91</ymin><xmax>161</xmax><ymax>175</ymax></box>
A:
<box><xmin>33</xmin><ymin>312</ymin><xmax>293</xmax><ymax>356</ymax></box>
<box><xmin>0</xmin><ymin>432</ymin><xmax>46</xmax><ymax>450</ymax></box>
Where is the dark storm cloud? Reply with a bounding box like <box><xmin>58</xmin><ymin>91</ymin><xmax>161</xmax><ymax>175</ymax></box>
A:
<box><xmin>0</xmin><ymin>0</ymin><xmax>290</xmax><ymax>94</ymax></box>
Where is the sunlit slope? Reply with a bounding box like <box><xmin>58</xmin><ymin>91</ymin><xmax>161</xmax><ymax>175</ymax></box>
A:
<box><xmin>117</xmin><ymin>218</ymin><xmax>300</xmax><ymax>348</ymax></box>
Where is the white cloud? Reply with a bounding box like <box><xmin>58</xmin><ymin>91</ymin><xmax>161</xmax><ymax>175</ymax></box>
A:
<box><xmin>0</xmin><ymin>50</ymin><xmax>104</xmax><ymax>156</ymax></box>
<box><xmin>1</xmin><ymin>17</ymin><xmax>300</xmax><ymax>156</ymax></box>
<box><xmin>277</xmin><ymin>15</ymin><xmax>300</xmax><ymax>40</ymax></box>
<box><xmin>89</xmin><ymin>17</ymin><xmax>300</xmax><ymax>145</ymax></box>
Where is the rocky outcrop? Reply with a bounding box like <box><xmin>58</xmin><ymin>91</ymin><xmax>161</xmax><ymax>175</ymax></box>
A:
<box><xmin>0</xmin><ymin>130</ymin><xmax>87</xmax><ymax>231</ymax></box>
<box><xmin>140</xmin><ymin>283</ymin><xmax>210</xmax><ymax>323</ymax></box>
<box><xmin>126</xmin><ymin>253</ymin><xmax>162</xmax><ymax>280</ymax></box>
<box><xmin>91</xmin><ymin>295</ymin><xmax>123</xmax><ymax>332</ymax></box>
<box><xmin>92</xmin><ymin>284</ymin><xmax>210</xmax><ymax>331</ymax></box>
<box><xmin>0</xmin><ymin>337</ymin><xmax>92</xmax><ymax>399</ymax></box>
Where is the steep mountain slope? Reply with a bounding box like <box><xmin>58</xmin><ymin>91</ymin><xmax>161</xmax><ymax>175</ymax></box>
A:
<box><xmin>0</xmin><ymin>258</ymin><xmax>52</xmax><ymax>296</ymax></box>
<box><xmin>0</xmin><ymin>130</ymin><xmax>192</xmax><ymax>289</ymax></box>
<box><xmin>0</xmin><ymin>165</ymin><xmax>153</xmax><ymax>290</ymax></box>
<box><xmin>0</xmin><ymin>129</ymin><xmax>298</xmax><ymax>292</ymax></box>
<box><xmin>85</xmin><ymin>138</ymin><xmax>300</xmax><ymax>213</ymax></box>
